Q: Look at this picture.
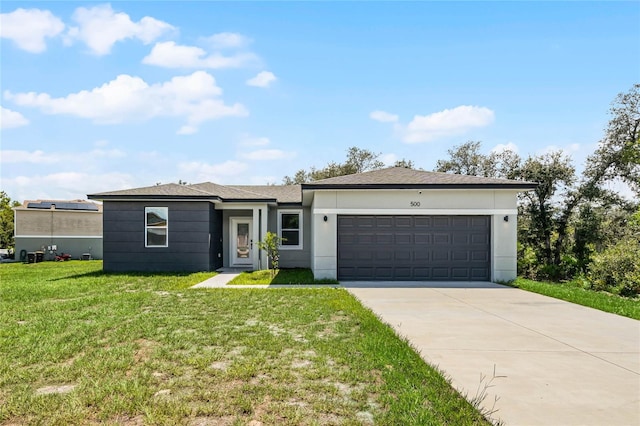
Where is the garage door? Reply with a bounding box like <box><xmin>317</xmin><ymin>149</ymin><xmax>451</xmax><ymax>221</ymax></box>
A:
<box><xmin>338</xmin><ymin>215</ymin><xmax>490</xmax><ymax>281</ymax></box>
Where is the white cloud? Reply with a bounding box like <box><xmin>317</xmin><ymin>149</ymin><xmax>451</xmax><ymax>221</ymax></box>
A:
<box><xmin>379</xmin><ymin>153</ymin><xmax>398</xmax><ymax>165</ymax></box>
<box><xmin>0</xmin><ymin>8</ymin><xmax>65</xmax><ymax>53</ymax></box>
<box><xmin>1</xmin><ymin>148</ymin><xmax>125</xmax><ymax>164</ymax></box>
<box><xmin>538</xmin><ymin>143</ymin><xmax>580</xmax><ymax>156</ymax></box>
<box><xmin>5</xmin><ymin>71</ymin><xmax>248</xmax><ymax>134</ymax></box>
<box><xmin>66</xmin><ymin>4</ymin><xmax>174</xmax><ymax>55</ymax></box>
<box><xmin>1</xmin><ymin>106</ymin><xmax>29</xmax><ymax>129</ymax></box>
<box><xmin>178</xmin><ymin>160</ymin><xmax>249</xmax><ymax>182</ymax></box>
<box><xmin>491</xmin><ymin>142</ymin><xmax>519</xmax><ymax>154</ymax></box>
<box><xmin>239</xmin><ymin>135</ymin><xmax>270</xmax><ymax>147</ymax></box>
<box><xmin>202</xmin><ymin>32</ymin><xmax>250</xmax><ymax>49</ymax></box>
<box><xmin>4</xmin><ymin>171</ymin><xmax>135</xmax><ymax>201</ymax></box>
<box><xmin>143</xmin><ymin>41</ymin><xmax>258</xmax><ymax>69</ymax></box>
<box><xmin>246</xmin><ymin>71</ymin><xmax>277</xmax><ymax>88</ymax></box>
<box><xmin>370</xmin><ymin>110</ymin><xmax>399</xmax><ymax>123</ymax></box>
<box><xmin>403</xmin><ymin>105</ymin><xmax>495</xmax><ymax>143</ymax></box>
<box><xmin>241</xmin><ymin>149</ymin><xmax>294</xmax><ymax>161</ymax></box>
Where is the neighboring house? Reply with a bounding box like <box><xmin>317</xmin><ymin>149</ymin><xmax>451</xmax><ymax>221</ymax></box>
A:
<box><xmin>88</xmin><ymin>167</ymin><xmax>536</xmax><ymax>281</ymax></box>
<box><xmin>13</xmin><ymin>200</ymin><xmax>103</xmax><ymax>260</ymax></box>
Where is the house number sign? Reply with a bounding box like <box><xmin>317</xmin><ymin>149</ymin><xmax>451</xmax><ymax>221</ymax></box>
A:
<box><xmin>410</xmin><ymin>201</ymin><xmax>421</xmax><ymax>207</ymax></box>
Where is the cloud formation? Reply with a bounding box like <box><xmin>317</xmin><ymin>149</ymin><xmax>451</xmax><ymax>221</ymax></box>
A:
<box><xmin>203</xmin><ymin>32</ymin><xmax>250</xmax><ymax>49</ymax></box>
<box><xmin>246</xmin><ymin>71</ymin><xmax>277</xmax><ymax>88</ymax></box>
<box><xmin>5</xmin><ymin>71</ymin><xmax>248</xmax><ymax>134</ymax></box>
<box><xmin>178</xmin><ymin>160</ymin><xmax>249</xmax><ymax>183</ymax></box>
<box><xmin>1</xmin><ymin>107</ymin><xmax>29</xmax><ymax>129</ymax></box>
<box><xmin>143</xmin><ymin>41</ymin><xmax>258</xmax><ymax>69</ymax></box>
<box><xmin>370</xmin><ymin>110</ymin><xmax>399</xmax><ymax>123</ymax></box>
<box><xmin>404</xmin><ymin>106</ymin><xmax>495</xmax><ymax>143</ymax></box>
<box><xmin>241</xmin><ymin>149</ymin><xmax>294</xmax><ymax>161</ymax></box>
<box><xmin>491</xmin><ymin>142</ymin><xmax>519</xmax><ymax>153</ymax></box>
<box><xmin>1</xmin><ymin>148</ymin><xmax>125</xmax><ymax>164</ymax></box>
<box><xmin>0</xmin><ymin>8</ymin><xmax>65</xmax><ymax>53</ymax></box>
<box><xmin>66</xmin><ymin>4</ymin><xmax>174</xmax><ymax>55</ymax></box>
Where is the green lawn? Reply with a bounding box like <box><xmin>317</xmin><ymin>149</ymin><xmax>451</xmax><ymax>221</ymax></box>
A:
<box><xmin>0</xmin><ymin>261</ymin><xmax>487</xmax><ymax>425</ymax></box>
<box><xmin>509</xmin><ymin>278</ymin><xmax>640</xmax><ymax>320</ymax></box>
<box><xmin>228</xmin><ymin>268</ymin><xmax>339</xmax><ymax>285</ymax></box>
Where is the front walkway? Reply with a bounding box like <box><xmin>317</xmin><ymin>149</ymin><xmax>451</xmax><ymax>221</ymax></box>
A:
<box><xmin>343</xmin><ymin>282</ymin><xmax>640</xmax><ymax>426</ymax></box>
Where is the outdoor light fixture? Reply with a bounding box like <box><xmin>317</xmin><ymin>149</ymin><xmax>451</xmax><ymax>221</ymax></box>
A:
<box><xmin>503</xmin><ymin>215</ymin><xmax>509</xmax><ymax>222</ymax></box>
<box><xmin>324</xmin><ymin>215</ymin><xmax>328</xmax><ymax>222</ymax></box>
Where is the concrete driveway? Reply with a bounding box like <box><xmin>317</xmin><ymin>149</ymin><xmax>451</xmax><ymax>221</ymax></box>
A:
<box><xmin>344</xmin><ymin>282</ymin><xmax>640</xmax><ymax>426</ymax></box>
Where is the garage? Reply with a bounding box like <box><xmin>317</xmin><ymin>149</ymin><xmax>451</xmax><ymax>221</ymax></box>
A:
<box><xmin>337</xmin><ymin>215</ymin><xmax>491</xmax><ymax>281</ymax></box>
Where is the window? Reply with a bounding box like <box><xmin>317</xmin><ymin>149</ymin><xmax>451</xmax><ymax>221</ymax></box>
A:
<box><xmin>278</xmin><ymin>210</ymin><xmax>302</xmax><ymax>250</ymax></box>
<box><xmin>145</xmin><ymin>207</ymin><xmax>168</xmax><ymax>247</ymax></box>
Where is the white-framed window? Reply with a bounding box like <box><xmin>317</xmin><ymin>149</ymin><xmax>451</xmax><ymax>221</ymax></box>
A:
<box><xmin>278</xmin><ymin>209</ymin><xmax>303</xmax><ymax>250</ymax></box>
<box><xmin>145</xmin><ymin>207</ymin><xmax>168</xmax><ymax>247</ymax></box>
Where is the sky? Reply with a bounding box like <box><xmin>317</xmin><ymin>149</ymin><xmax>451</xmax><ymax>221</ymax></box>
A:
<box><xmin>1</xmin><ymin>1</ymin><xmax>639</xmax><ymax>202</ymax></box>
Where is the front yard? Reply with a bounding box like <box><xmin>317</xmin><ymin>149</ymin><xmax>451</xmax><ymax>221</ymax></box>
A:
<box><xmin>0</xmin><ymin>261</ymin><xmax>487</xmax><ymax>425</ymax></box>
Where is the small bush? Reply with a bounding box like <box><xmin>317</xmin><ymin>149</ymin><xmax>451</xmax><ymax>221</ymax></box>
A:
<box><xmin>588</xmin><ymin>238</ymin><xmax>640</xmax><ymax>297</ymax></box>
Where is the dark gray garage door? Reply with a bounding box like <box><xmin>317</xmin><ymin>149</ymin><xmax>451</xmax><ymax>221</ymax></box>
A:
<box><xmin>338</xmin><ymin>215</ymin><xmax>490</xmax><ymax>281</ymax></box>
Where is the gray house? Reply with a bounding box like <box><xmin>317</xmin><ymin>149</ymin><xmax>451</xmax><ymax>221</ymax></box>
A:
<box><xmin>88</xmin><ymin>167</ymin><xmax>535</xmax><ymax>281</ymax></box>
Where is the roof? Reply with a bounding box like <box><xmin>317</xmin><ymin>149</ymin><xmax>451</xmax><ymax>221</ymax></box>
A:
<box><xmin>88</xmin><ymin>168</ymin><xmax>535</xmax><ymax>202</ymax></box>
<box><xmin>88</xmin><ymin>183</ymin><xmax>302</xmax><ymax>203</ymax></box>
<box><xmin>302</xmin><ymin>167</ymin><xmax>537</xmax><ymax>190</ymax></box>
<box><xmin>15</xmin><ymin>199</ymin><xmax>102</xmax><ymax>212</ymax></box>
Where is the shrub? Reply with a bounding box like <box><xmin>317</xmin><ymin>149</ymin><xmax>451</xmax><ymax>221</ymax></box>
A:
<box><xmin>588</xmin><ymin>238</ymin><xmax>640</xmax><ymax>297</ymax></box>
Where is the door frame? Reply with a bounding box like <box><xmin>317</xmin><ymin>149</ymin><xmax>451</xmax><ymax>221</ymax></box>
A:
<box><xmin>230</xmin><ymin>217</ymin><xmax>253</xmax><ymax>266</ymax></box>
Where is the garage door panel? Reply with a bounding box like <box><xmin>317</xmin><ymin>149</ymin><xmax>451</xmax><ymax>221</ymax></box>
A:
<box><xmin>337</xmin><ymin>215</ymin><xmax>490</xmax><ymax>281</ymax></box>
<box><xmin>414</xmin><ymin>233</ymin><xmax>431</xmax><ymax>244</ymax></box>
<box><xmin>395</xmin><ymin>233</ymin><xmax>412</xmax><ymax>244</ymax></box>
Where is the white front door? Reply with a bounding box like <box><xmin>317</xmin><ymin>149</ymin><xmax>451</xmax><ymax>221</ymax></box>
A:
<box><xmin>231</xmin><ymin>218</ymin><xmax>253</xmax><ymax>266</ymax></box>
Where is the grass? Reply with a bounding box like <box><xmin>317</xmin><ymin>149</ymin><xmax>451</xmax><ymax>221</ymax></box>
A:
<box><xmin>508</xmin><ymin>278</ymin><xmax>640</xmax><ymax>320</ymax></box>
<box><xmin>0</xmin><ymin>261</ymin><xmax>487</xmax><ymax>425</ymax></box>
<box><xmin>228</xmin><ymin>268</ymin><xmax>340</xmax><ymax>285</ymax></box>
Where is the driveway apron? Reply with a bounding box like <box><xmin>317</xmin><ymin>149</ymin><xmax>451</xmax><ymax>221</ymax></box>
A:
<box><xmin>344</xmin><ymin>282</ymin><xmax>640</xmax><ymax>426</ymax></box>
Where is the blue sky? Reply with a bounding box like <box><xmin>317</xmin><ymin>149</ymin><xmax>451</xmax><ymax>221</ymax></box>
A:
<box><xmin>1</xmin><ymin>1</ymin><xmax>638</xmax><ymax>201</ymax></box>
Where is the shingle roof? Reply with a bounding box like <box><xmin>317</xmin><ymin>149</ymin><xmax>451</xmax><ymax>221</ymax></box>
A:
<box><xmin>229</xmin><ymin>185</ymin><xmax>302</xmax><ymax>203</ymax></box>
<box><xmin>89</xmin><ymin>168</ymin><xmax>534</xmax><ymax>202</ymax></box>
<box><xmin>89</xmin><ymin>182</ymin><xmax>302</xmax><ymax>203</ymax></box>
<box><xmin>89</xmin><ymin>183</ymin><xmax>213</xmax><ymax>198</ymax></box>
<box><xmin>302</xmin><ymin>167</ymin><xmax>537</xmax><ymax>189</ymax></box>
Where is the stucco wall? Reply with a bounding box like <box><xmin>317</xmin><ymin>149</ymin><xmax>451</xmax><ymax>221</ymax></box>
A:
<box><xmin>15</xmin><ymin>209</ymin><xmax>102</xmax><ymax>236</ymax></box>
<box><xmin>15</xmin><ymin>237</ymin><xmax>102</xmax><ymax>261</ymax></box>
<box><xmin>310</xmin><ymin>189</ymin><xmax>520</xmax><ymax>281</ymax></box>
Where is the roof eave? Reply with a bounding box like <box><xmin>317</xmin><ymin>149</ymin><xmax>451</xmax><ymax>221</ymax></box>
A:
<box><xmin>301</xmin><ymin>183</ymin><xmax>538</xmax><ymax>191</ymax></box>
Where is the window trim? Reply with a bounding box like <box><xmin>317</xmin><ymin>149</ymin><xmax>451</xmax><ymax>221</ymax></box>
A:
<box><xmin>278</xmin><ymin>209</ymin><xmax>303</xmax><ymax>250</ymax></box>
<box><xmin>145</xmin><ymin>206</ymin><xmax>168</xmax><ymax>248</ymax></box>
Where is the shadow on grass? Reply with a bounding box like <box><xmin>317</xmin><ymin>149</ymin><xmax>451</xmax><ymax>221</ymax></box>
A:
<box><xmin>50</xmin><ymin>270</ymin><xmax>201</xmax><ymax>281</ymax></box>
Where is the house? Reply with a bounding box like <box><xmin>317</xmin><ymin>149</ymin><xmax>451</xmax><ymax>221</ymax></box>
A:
<box><xmin>13</xmin><ymin>200</ymin><xmax>103</xmax><ymax>261</ymax></box>
<box><xmin>87</xmin><ymin>167</ymin><xmax>536</xmax><ymax>281</ymax></box>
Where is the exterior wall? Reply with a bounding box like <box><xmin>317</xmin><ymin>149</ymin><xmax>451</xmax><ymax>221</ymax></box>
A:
<box><xmin>15</xmin><ymin>209</ymin><xmax>102</xmax><ymax>236</ymax></box>
<box><xmin>103</xmin><ymin>201</ymin><xmax>217</xmax><ymax>272</ymax></box>
<box><xmin>310</xmin><ymin>189</ymin><xmax>520</xmax><ymax>281</ymax></box>
<box><xmin>15</xmin><ymin>237</ymin><xmax>102</xmax><ymax>261</ymax></box>
<box><xmin>267</xmin><ymin>206</ymin><xmax>311</xmax><ymax>269</ymax></box>
<box><xmin>14</xmin><ymin>208</ymin><xmax>103</xmax><ymax>260</ymax></box>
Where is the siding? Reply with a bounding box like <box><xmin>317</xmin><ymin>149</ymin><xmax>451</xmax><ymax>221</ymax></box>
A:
<box><xmin>269</xmin><ymin>206</ymin><xmax>311</xmax><ymax>269</ymax></box>
<box><xmin>15</xmin><ymin>209</ymin><xmax>102</xmax><ymax>236</ymax></box>
<box><xmin>103</xmin><ymin>201</ymin><xmax>218</xmax><ymax>272</ymax></box>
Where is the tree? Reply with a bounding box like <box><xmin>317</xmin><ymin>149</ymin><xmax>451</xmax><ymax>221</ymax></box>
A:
<box><xmin>435</xmin><ymin>141</ymin><xmax>521</xmax><ymax>179</ymax></box>
<box><xmin>518</xmin><ymin>151</ymin><xmax>575</xmax><ymax>268</ymax></box>
<box><xmin>256</xmin><ymin>231</ymin><xmax>284</xmax><ymax>277</ymax></box>
<box><xmin>584</xmin><ymin>83</ymin><xmax>640</xmax><ymax>195</ymax></box>
<box><xmin>0</xmin><ymin>191</ymin><xmax>20</xmax><ymax>249</ymax></box>
<box><xmin>283</xmin><ymin>146</ymin><xmax>387</xmax><ymax>184</ymax></box>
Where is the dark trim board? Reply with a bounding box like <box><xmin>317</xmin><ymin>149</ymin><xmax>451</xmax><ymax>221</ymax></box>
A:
<box><xmin>337</xmin><ymin>214</ymin><xmax>491</xmax><ymax>281</ymax></box>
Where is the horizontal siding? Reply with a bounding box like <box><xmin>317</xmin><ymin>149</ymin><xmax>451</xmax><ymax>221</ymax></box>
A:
<box><xmin>103</xmin><ymin>201</ymin><xmax>214</xmax><ymax>272</ymax></box>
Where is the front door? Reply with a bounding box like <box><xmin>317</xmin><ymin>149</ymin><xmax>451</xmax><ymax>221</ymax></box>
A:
<box><xmin>231</xmin><ymin>218</ymin><xmax>253</xmax><ymax>266</ymax></box>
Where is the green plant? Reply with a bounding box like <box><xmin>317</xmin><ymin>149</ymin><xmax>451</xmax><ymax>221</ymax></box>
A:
<box><xmin>588</xmin><ymin>238</ymin><xmax>640</xmax><ymax>297</ymax></box>
<box><xmin>255</xmin><ymin>231</ymin><xmax>284</xmax><ymax>278</ymax></box>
